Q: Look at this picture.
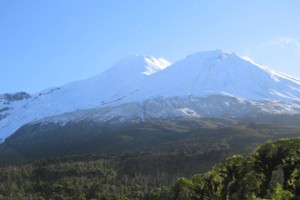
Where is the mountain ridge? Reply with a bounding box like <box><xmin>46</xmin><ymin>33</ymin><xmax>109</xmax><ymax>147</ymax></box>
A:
<box><xmin>1</xmin><ymin>50</ymin><xmax>300</xmax><ymax>141</ymax></box>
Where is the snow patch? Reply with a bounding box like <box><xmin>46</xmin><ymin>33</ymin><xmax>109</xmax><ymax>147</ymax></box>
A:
<box><xmin>143</xmin><ymin>57</ymin><xmax>171</xmax><ymax>75</ymax></box>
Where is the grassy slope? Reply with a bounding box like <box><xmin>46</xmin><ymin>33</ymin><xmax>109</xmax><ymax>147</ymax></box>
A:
<box><xmin>1</xmin><ymin>118</ymin><xmax>300</xmax><ymax>166</ymax></box>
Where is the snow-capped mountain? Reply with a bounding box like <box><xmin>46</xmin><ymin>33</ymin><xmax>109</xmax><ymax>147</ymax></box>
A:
<box><xmin>1</xmin><ymin>50</ymin><xmax>300</xmax><ymax>142</ymax></box>
<box><xmin>138</xmin><ymin>50</ymin><xmax>300</xmax><ymax>101</ymax></box>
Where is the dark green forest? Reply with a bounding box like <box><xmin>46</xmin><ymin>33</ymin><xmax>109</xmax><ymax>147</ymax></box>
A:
<box><xmin>2</xmin><ymin>138</ymin><xmax>300</xmax><ymax>199</ymax></box>
<box><xmin>171</xmin><ymin>138</ymin><xmax>300</xmax><ymax>200</ymax></box>
<box><xmin>1</xmin><ymin>119</ymin><xmax>300</xmax><ymax>199</ymax></box>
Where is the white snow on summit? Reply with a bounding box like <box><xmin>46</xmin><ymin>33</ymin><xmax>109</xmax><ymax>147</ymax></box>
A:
<box><xmin>0</xmin><ymin>55</ymin><xmax>171</xmax><ymax>140</ymax></box>
<box><xmin>133</xmin><ymin>50</ymin><xmax>300</xmax><ymax>102</ymax></box>
<box><xmin>1</xmin><ymin>50</ymin><xmax>300</xmax><ymax>141</ymax></box>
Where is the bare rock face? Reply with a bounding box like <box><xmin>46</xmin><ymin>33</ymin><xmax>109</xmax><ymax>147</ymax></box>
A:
<box><xmin>0</xmin><ymin>92</ymin><xmax>31</xmax><ymax>102</ymax></box>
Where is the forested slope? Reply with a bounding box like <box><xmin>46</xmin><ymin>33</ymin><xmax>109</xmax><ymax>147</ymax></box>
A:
<box><xmin>2</xmin><ymin>137</ymin><xmax>300</xmax><ymax>199</ymax></box>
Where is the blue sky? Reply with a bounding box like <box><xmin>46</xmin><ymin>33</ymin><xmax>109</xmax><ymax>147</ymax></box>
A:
<box><xmin>1</xmin><ymin>0</ymin><xmax>300</xmax><ymax>94</ymax></box>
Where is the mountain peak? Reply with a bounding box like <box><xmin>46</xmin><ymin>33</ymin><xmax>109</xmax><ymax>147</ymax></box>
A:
<box><xmin>185</xmin><ymin>49</ymin><xmax>231</xmax><ymax>60</ymax></box>
<box><xmin>104</xmin><ymin>55</ymin><xmax>171</xmax><ymax>77</ymax></box>
<box><xmin>138</xmin><ymin>50</ymin><xmax>300</xmax><ymax>102</ymax></box>
<box><xmin>2</xmin><ymin>50</ymin><xmax>300</xmax><ymax>141</ymax></box>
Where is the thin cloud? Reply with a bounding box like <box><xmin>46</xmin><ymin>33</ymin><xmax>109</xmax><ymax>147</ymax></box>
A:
<box><xmin>242</xmin><ymin>36</ymin><xmax>300</xmax><ymax>78</ymax></box>
<box><xmin>269</xmin><ymin>37</ymin><xmax>300</xmax><ymax>50</ymax></box>
<box><xmin>244</xmin><ymin>37</ymin><xmax>300</xmax><ymax>57</ymax></box>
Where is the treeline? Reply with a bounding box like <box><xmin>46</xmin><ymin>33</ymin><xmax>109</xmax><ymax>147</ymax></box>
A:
<box><xmin>0</xmin><ymin>149</ymin><xmax>231</xmax><ymax>199</ymax></box>
<box><xmin>0</xmin><ymin>156</ymin><xmax>171</xmax><ymax>200</ymax></box>
<box><xmin>2</xmin><ymin>138</ymin><xmax>300</xmax><ymax>199</ymax></box>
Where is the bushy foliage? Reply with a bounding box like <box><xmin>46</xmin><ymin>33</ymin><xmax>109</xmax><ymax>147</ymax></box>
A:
<box><xmin>170</xmin><ymin>138</ymin><xmax>300</xmax><ymax>200</ymax></box>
